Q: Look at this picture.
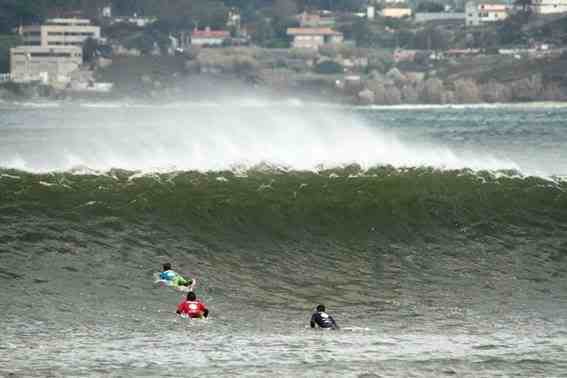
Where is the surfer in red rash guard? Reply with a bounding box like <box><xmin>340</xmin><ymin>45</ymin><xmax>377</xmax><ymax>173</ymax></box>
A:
<box><xmin>176</xmin><ymin>291</ymin><xmax>209</xmax><ymax>319</ymax></box>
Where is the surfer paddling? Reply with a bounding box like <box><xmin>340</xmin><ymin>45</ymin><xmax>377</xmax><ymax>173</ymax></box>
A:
<box><xmin>158</xmin><ymin>262</ymin><xmax>196</xmax><ymax>291</ymax></box>
<box><xmin>310</xmin><ymin>304</ymin><xmax>339</xmax><ymax>330</ymax></box>
<box><xmin>176</xmin><ymin>291</ymin><xmax>209</xmax><ymax>319</ymax></box>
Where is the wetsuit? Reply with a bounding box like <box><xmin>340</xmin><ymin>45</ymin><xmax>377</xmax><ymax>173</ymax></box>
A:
<box><xmin>160</xmin><ymin>270</ymin><xmax>192</xmax><ymax>287</ymax></box>
<box><xmin>177</xmin><ymin>300</ymin><xmax>209</xmax><ymax>319</ymax></box>
<box><xmin>310</xmin><ymin>311</ymin><xmax>338</xmax><ymax>329</ymax></box>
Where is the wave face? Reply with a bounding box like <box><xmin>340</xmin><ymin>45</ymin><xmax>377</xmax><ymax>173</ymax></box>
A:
<box><xmin>2</xmin><ymin>103</ymin><xmax>567</xmax><ymax>376</ymax></box>
<box><xmin>2</xmin><ymin>167</ymin><xmax>566</xmax><ymax>305</ymax></box>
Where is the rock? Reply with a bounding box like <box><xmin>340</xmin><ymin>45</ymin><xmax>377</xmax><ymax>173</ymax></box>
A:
<box><xmin>344</xmin><ymin>76</ymin><xmax>363</xmax><ymax>95</ymax></box>
<box><xmin>369</xmin><ymin>82</ymin><xmax>387</xmax><ymax>104</ymax></box>
<box><xmin>369</xmin><ymin>70</ymin><xmax>385</xmax><ymax>81</ymax></box>
<box><xmin>366</xmin><ymin>79</ymin><xmax>384</xmax><ymax>94</ymax></box>
<box><xmin>442</xmin><ymin>90</ymin><xmax>455</xmax><ymax>104</ymax></box>
<box><xmin>358</xmin><ymin>88</ymin><xmax>375</xmax><ymax>105</ymax></box>
<box><xmin>480</xmin><ymin>81</ymin><xmax>511</xmax><ymax>103</ymax></box>
<box><xmin>454</xmin><ymin>79</ymin><xmax>481</xmax><ymax>103</ymax></box>
<box><xmin>401</xmin><ymin>85</ymin><xmax>419</xmax><ymax>103</ymax></box>
<box><xmin>404</xmin><ymin>71</ymin><xmax>425</xmax><ymax>84</ymax></box>
<box><xmin>509</xmin><ymin>74</ymin><xmax>543</xmax><ymax>101</ymax></box>
<box><xmin>386</xmin><ymin>67</ymin><xmax>406</xmax><ymax>83</ymax></box>
<box><xmin>384</xmin><ymin>84</ymin><xmax>402</xmax><ymax>105</ymax></box>
<box><xmin>420</xmin><ymin>77</ymin><xmax>444</xmax><ymax>104</ymax></box>
<box><xmin>541</xmin><ymin>82</ymin><xmax>567</xmax><ymax>101</ymax></box>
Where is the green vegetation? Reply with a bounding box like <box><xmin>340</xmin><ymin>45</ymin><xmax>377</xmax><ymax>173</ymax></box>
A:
<box><xmin>416</xmin><ymin>2</ymin><xmax>445</xmax><ymax>13</ymax></box>
<box><xmin>0</xmin><ymin>33</ymin><xmax>20</xmax><ymax>72</ymax></box>
<box><xmin>314</xmin><ymin>60</ymin><xmax>343</xmax><ymax>74</ymax></box>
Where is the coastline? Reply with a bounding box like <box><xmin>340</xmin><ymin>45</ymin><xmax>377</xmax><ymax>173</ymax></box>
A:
<box><xmin>2</xmin><ymin>46</ymin><xmax>567</xmax><ymax>106</ymax></box>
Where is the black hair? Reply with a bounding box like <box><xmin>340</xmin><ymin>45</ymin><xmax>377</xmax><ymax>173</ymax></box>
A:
<box><xmin>163</xmin><ymin>263</ymin><xmax>171</xmax><ymax>271</ymax></box>
<box><xmin>316</xmin><ymin>304</ymin><xmax>325</xmax><ymax>312</ymax></box>
<box><xmin>187</xmin><ymin>291</ymin><xmax>197</xmax><ymax>301</ymax></box>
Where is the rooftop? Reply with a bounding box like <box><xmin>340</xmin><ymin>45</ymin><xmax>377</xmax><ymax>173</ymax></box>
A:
<box><xmin>45</xmin><ymin>18</ymin><xmax>93</xmax><ymax>26</ymax></box>
<box><xmin>192</xmin><ymin>28</ymin><xmax>230</xmax><ymax>38</ymax></box>
<box><xmin>287</xmin><ymin>27</ymin><xmax>342</xmax><ymax>36</ymax></box>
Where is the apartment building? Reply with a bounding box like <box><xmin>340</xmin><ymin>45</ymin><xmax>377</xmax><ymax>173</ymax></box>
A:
<box><xmin>532</xmin><ymin>0</ymin><xmax>567</xmax><ymax>14</ymax></box>
<box><xmin>466</xmin><ymin>2</ymin><xmax>509</xmax><ymax>26</ymax></box>
<box><xmin>10</xmin><ymin>46</ymin><xmax>83</xmax><ymax>83</ymax></box>
<box><xmin>287</xmin><ymin>28</ymin><xmax>344</xmax><ymax>49</ymax></box>
<box><xmin>10</xmin><ymin>18</ymin><xmax>99</xmax><ymax>83</ymax></box>
<box><xmin>20</xmin><ymin>18</ymin><xmax>101</xmax><ymax>47</ymax></box>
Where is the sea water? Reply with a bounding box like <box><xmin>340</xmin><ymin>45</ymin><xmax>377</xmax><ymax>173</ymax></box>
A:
<box><xmin>0</xmin><ymin>101</ymin><xmax>566</xmax><ymax>377</ymax></box>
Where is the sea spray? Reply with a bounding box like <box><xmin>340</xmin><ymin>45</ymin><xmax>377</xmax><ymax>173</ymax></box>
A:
<box><xmin>0</xmin><ymin>101</ymin><xmax>519</xmax><ymax>173</ymax></box>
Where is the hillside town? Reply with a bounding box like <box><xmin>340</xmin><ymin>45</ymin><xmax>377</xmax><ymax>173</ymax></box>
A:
<box><xmin>1</xmin><ymin>0</ymin><xmax>567</xmax><ymax>104</ymax></box>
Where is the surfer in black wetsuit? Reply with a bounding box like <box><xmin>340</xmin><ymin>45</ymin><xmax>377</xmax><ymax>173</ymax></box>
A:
<box><xmin>310</xmin><ymin>304</ymin><xmax>339</xmax><ymax>330</ymax></box>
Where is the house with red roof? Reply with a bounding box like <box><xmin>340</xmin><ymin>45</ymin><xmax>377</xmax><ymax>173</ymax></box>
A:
<box><xmin>191</xmin><ymin>27</ymin><xmax>231</xmax><ymax>47</ymax></box>
<box><xmin>286</xmin><ymin>27</ymin><xmax>344</xmax><ymax>49</ymax></box>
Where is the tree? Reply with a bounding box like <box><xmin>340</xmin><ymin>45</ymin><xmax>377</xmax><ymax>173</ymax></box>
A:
<box><xmin>0</xmin><ymin>0</ymin><xmax>45</xmax><ymax>32</ymax></box>
<box><xmin>497</xmin><ymin>13</ymin><xmax>529</xmax><ymax>44</ymax></box>
<box><xmin>154</xmin><ymin>0</ymin><xmax>227</xmax><ymax>30</ymax></box>
<box><xmin>514</xmin><ymin>0</ymin><xmax>533</xmax><ymax>13</ymax></box>
<box><xmin>430</xmin><ymin>27</ymin><xmax>449</xmax><ymax>51</ymax></box>
<box><xmin>82</xmin><ymin>37</ymin><xmax>99</xmax><ymax>62</ymax></box>
<box><xmin>396</xmin><ymin>29</ymin><xmax>415</xmax><ymax>48</ymax></box>
<box><xmin>0</xmin><ymin>33</ymin><xmax>22</xmax><ymax>72</ymax></box>
<box><xmin>272</xmin><ymin>0</ymin><xmax>298</xmax><ymax>18</ymax></box>
<box><xmin>314</xmin><ymin>60</ymin><xmax>343</xmax><ymax>74</ymax></box>
<box><xmin>270</xmin><ymin>0</ymin><xmax>300</xmax><ymax>42</ymax></box>
<box><xmin>352</xmin><ymin>19</ymin><xmax>374</xmax><ymax>47</ymax></box>
<box><xmin>250</xmin><ymin>18</ymin><xmax>275</xmax><ymax>46</ymax></box>
<box><xmin>415</xmin><ymin>27</ymin><xmax>449</xmax><ymax>51</ymax></box>
<box><xmin>416</xmin><ymin>1</ymin><xmax>445</xmax><ymax>13</ymax></box>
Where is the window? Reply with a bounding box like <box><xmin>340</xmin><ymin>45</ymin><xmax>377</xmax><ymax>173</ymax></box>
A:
<box><xmin>30</xmin><ymin>52</ymin><xmax>72</xmax><ymax>58</ymax></box>
<box><xmin>47</xmin><ymin>32</ymin><xmax>94</xmax><ymax>37</ymax></box>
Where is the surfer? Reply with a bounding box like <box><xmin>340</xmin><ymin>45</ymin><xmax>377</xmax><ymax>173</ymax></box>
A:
<box><xmin>310</xmin><ymin>304</ymin><xmax>339</xmax><ymax>330</ymax></box>
<box><xmin>176</xmin><ymin>291</ymin><xmax>209</xmax><ymax>319</ymax></box>
<box><xmin>159</xmin><ymin>263</ymin><xmax>196</xmax><ymax>291</ymax></box>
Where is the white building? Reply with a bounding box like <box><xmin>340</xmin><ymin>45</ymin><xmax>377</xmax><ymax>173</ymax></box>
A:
<box><xmin>102</xmin><ymin>6</ymin><xmax>112</xmax><ymax>18</ymax></box>
<box><xmin>368</xmin><ymin>5</ymin><xmax>376</xmax><ymax>19</ymax></box>
<box><xmin>20</xmin><ymin>18</ymin><xmax>101</xmax><ymax>47</ymax></box>
<box><xmin>296</xmin><ymin>12</ymin><xmax>337</xmax><ymax>27</ymax></box>
<box><xmin>227</xmin><ymin>9</ymin><xmax>241</xmax><ymax>30</ymax></box>
<box><xmin>111</xmin><ymin>16</ymin><xmax>157</xmax><ymax>27</ymax></box>
<box><xmin>532</xmin><ymin>0</ymin><xmax>567</xmax><ymax>14</ymax></box>
<box><xmin>414</xmin><ymin>12</ymin><xmax>466</xmax><ymax>23</ymax></box>
<box><xmin>10</xmin><ymin>46</ymin><xmax>82</xmax><ymax>83</ymax></box>
<box><xmin>287</xmin><ymin>28</ymin><xmax>344</xmax><ymax>49</ymax></box>
<box><xmin>381</xmin><ymin>7</ymin><xmax>413</xmax><ymax>18</ymax></box>
<box><xmin>465</xmin><ymin>2</ymin><xmax>509</xmax><ymax>26</ymax></box>
<box><xmin>191</xmin><ymin>27</ymin><xmax>231</xmax><ymax>46</ymax></box>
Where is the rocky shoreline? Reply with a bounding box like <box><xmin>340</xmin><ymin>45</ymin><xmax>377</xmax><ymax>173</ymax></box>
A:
<box><xmin>2</xmin><ymin>47</ymin><xmax>567</xmax><ymax>105</ymax></box>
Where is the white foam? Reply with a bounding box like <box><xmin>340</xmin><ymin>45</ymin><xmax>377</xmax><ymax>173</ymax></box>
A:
<box><xmin>0</xmin><ymin>101</ymin><xmax>526</xmax><ymax>174</ymax></box>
